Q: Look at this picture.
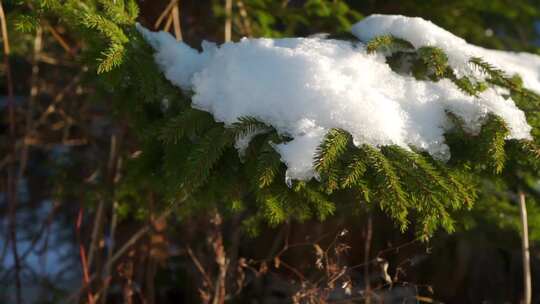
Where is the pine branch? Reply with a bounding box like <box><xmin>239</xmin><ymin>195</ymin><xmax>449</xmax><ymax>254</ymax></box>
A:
<box><xmin>445</xmin><ymin>68</ymin><xmax>487</xmax><ymax>96</ymax></box>
<box><xmin>257</xmin><ymin>187</ymin><xmax>288</xmax><ymax>226</ymax></box>
<box><xmin>255</xmin><ymin>143</ymin><xmax>283</xmax><ymax>189</ymax></box>
<box><xmin>229</xmin><ymin>116</ymin><xmax>273</xmax><ymax>140</ymax></box>
<box><xmin>360</xmin><ymin>144</ymin><xmax>409</xmax><ymax>230</ymax></box>
<box><xmin>98</xmin><ymin>0</ymin><xmax>137</xmax><ymax>25</ymax></box>
<box><xmin>314</xmin><ymin>128</ymin><xmax>351</xmax><ymax>173</ymax></box>
<box><xmin>181</xmin><ymin>127</ymin><xmax>234</xmax><ymax>192</ymax></box>
<box><xmin>159</xmin><ymin>108</ymin><xmax>215</xmax><ymax>144</ymax></box>
<box><xmin>314</xmin><ymin>128</ymin><xmax>352</xmax><ymax>193</ymax></box>
<box><xmin>82</xmin><ymin>11</ymin><xmax>129</xmax><ymax>73</ymax></box>
<box><xmin>478</xmin><ymin>114</ymin><xmax>509</xmax><ymax>174</ymax></box>
<box><xmin>365</xmin><ymin>35</ymin><xmax>414</xmax><ymax>54</ymax></box>
<box><xmin>470</xmin><ymin>57</ymin><xmax>508</xmax><ymax>83</ymax></box>
<box><xmin>293</xmin><ymin>182</ymin><xmax>335</xmax><ymax>221</ymax></box>
<box><xmin>341</xmin><ymin>151</ymin><xmax>367</xmax><ymax>189</ymax></box>
<box><xmin>417</xmin><ymin>46</ymin><xmax>448</xmax><ymax>79</ymax></box>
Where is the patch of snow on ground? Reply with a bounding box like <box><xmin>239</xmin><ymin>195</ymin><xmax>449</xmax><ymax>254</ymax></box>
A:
<box><xmin>137</xmin><ymin>15</ymin><xmax>536</xmax><ymax>182</ymax></box>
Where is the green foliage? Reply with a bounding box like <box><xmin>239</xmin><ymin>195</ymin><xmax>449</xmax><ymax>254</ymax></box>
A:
<box><xmin>417</xmin><ymin>46</ymin><xmax>448</xmax><ymax>79</ymax></box>
<box><xmin>255</xmin><ymin>143</ymin><xmax>283</xmax><ymax>189</ymax></box>
<box><xmin>212</xmin><ymin>0</ymin><xmax>362</xmax><ymax>38</ymax></box>
<box><xmin>21</xmin><ymin>0</ymin><xmax>137</xmax><ymax>73</ymax></box>
<box><xmin>478</xmin><ymin>114</ymin><xmax>509</xmax><ymax>174</ymax></box>
<box><xmin>22</xmin><ymin>0</ymin><xmax>540</xmax><ymax>241</ymax></box>
<box><xmin>365</xmin><ymin>35</ymin><xmax>414</xmax><ymax>54</ymax></box>
<box><xmin>314</xmin><ymin>128</ymin><xmax>351</xmax><ymax>193</ymax></box>
<box><xmin>229</xmin><ymin>116</ymin><xmax>273</xmax><ymax>140</ymax></box>
<box><xmin>159</xmin><ymin>109</ymin><xmax>215</xmax><ymax>144</ymax></box>
<box><xmin>360</xmin><ymin>144</ymin><xmax>410</xmax><ymax>229</ymax></box>
<box><xmin>14</xmin><ymin>14</ymin><xmax>39</xmax><ymax>33</ymax></box>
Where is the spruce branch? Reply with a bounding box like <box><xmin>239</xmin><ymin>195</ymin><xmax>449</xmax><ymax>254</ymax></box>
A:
<box><xmin>360</xmin><ymin>144</ymin><xmax>410</xmax><ymax>230</ymax></box>
<box><xmin>255</xmin><ymin>143</ymin><xmax>283</xmax><ymax>189</ymax></box>
<box><xmin>159</xmin><ymin>108</ymin><xmax>215</xmax><ymax>144</ymax></box>
<box><xmin>229</xmin><ymin>116</ymin><xmax>273</xmax><ymax>140</ymax></box>
<box><xmin>417</xmin><ymin>46</ymin><xmax>448</xmax><ymax>79</ymax></box>
<box><xmin>365</xmin><ymin>34</ymin><xmax>414</xmax><ymax>54</ymax></box>
<box><xmin>478</xmin><ymin>114</ymin><xmax>509</xmax><ymax>174</ymax></box>
<box><xmin>341</xmin><ymin>152</ymin><xmax>367</xmax><ymax>189</ymax></box>
<box><xmin>293</xmin><ymin>182</ymin><xmax>335</xmax><ymax>221</ymax></box>
<box><xmin>315</xmin><ymin>128</ymin><xmax>352</xmax><ymax>193</ymax></box>
<box><xmin>182</xmin><ymin>126</ymin><xmax>234</xmax><ymax>192</ymax></box>
<box><xmin>314</xmin><ymin>128</ymin><xmax>351</xmax><ymax>173</ymax></box>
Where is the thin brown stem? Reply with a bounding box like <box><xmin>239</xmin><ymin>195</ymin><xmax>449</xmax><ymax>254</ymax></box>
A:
<box><xmin>172</xmin><ymin>2</ymin><xmax>182</xmax><ymax>41</ymax></box>
<box><xmin>77</xmin><ymin>207</ymin><xmax>96</xmax><ymax>304</ymax></box>
<box><xmin>364</xmin><ymin>215</ymin><xmax>373</xmax><ymax>304</ymax></box>
<box><xmin>45</xmin><ymin>22</ymin><xmax>73</xmax><ymax>55</ymax></box>
<box><xmin>187</xmin><ymin>246</ymin><xmax>215</xmax><ymax>290</ymax></box>
<box><xmin>235</xmin><ymin>0</ymin><xmax>252</xmax><ymax>37</ymax></box>
<box><xmin>211</xmin><ymin>212</ymin><xmax>228</xmax><ymax>304</ymax></box>
<box><xmin>224</xmin><ymin>0</ymin><xmax>232</xmax><ymax>42</ymax></box>
<box><xmin>18</xmin><ymin>26</ymin><xmax>42</xmax><ymax>181</ymax></box>
<box><xmin>519</xmin><ymin>191</ymin><xmax>532</xmax><ymax>304</ymax></box>
<box><xmin>155</xmin><ymin>0</ymin><xmax>178</xmax><ymax>29</ymax></box>
<box><xmin>163</xmin><ymin>13</ymin><xmax>173</xmax><ymax>33</ymax></box>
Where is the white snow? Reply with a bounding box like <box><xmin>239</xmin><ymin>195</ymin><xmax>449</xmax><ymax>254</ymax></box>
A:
<box><xmin>137</xmin><ymin>15</ymin><xmax>537</xmax><ymax>182</ymax></box>
<box><xmin>352</xmin><ymin>14</ymin><xmax>540</xmax><ymax>93</ymax></box>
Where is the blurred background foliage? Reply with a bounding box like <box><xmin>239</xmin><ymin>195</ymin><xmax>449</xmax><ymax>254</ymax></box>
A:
<box><xmin>1</xmin><ymin>0</ymin><xmax>540</xmax><ymax>303</ymax></box>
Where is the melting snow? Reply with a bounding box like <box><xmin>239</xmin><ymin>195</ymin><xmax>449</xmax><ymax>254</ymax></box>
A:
<box><xmin>137</xmin><ymin>14</ymin><xmax>537</xmax><ymax>182</ymax></box>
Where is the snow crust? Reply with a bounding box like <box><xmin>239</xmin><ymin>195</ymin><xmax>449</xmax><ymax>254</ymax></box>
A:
<box><xmin>137</xmin><ymin>15</ymin><xmax>536</xmax><ymax>182</ymax></box>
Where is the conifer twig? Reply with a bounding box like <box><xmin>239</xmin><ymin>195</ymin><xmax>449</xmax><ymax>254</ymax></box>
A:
<box><xmin>519</xmin><ymin>191</ymin><xmax>531</xmax><ymax>304</ymax></box>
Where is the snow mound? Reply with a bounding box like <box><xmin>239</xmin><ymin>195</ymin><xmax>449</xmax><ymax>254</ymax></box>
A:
<box><xmin>137</xmin><ymin>15</ymin><xmax>535</xmax><ymax>182</ymax></box>
<box><xmin>352</xmin><ymin>14</ymin><xmax>540</xmax><ymax>93</ymax></box>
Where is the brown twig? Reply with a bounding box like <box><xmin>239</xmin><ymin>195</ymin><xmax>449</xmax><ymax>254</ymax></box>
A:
<box><xmin>224</xmin><ymin>0</ymin><xmax>232</xmax><ymax>42</ymax></box>
<box><xmin>363</xmin><ymin>215</ymin><xmax>373</xmax><ymax>303</ymax></box>
<box><xmin>88</xmin><ymin>134</ymin><xmax>118</xmax><ymax>270</ymax></box>
<box><xmin>172</xmin><ymin>2</ymin><xmax>182</xmax><ymax>41</ymax></box>
<box><xmin>18</xmin><ymin>26</ymin><xmax>42</xmax><ymax>181</ymax></box>
<box><xmin>163</xmin><ymin>13</ymin><xmax>173</xmax><ymax>33</ymax></box>
<box><xmin>45</xmin><ymin>22</ymin><xmax>73</xmax><ymax>55</ymax></box>
<box><xmin>519</xmin><ymin>190</ymin><xmax>532</xmax><ymax>304</ymax></box>
<box><xmin>154</xmin><ymin>0</ymin><xmax>178</xmax><ymax>29</ymax></box>
<box><xmin>87</xmin><ymin>199</ymin><xmax>105</xmax><ymax>269</ymax></box>
<box><xmin>187</xmin><ymin>246</ymin><xmax>215</xmax><ymax>291</ymax></box>
<box><xmin>235</xmin><ymin>0</ymin><xmax>252</xmax><ymax>37</ymax></box>
<box><xmin>100</xmin><ymin>200</ymin><xmax>118</xmax><ymax>304</ymax></box>
<box><xmin>211</xmin><ymin>212</ymin><xmax>228</xmax><ymax>304</ymax></box>
<box><xmin>77</xmin><ymin>207</ymin><xmax>96</xmax><ymax>304</ymax></box>
<box><xmin>63</xmin><ymin>205</ymin><xmax>176</xmax><ymax>304</ymax></box>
